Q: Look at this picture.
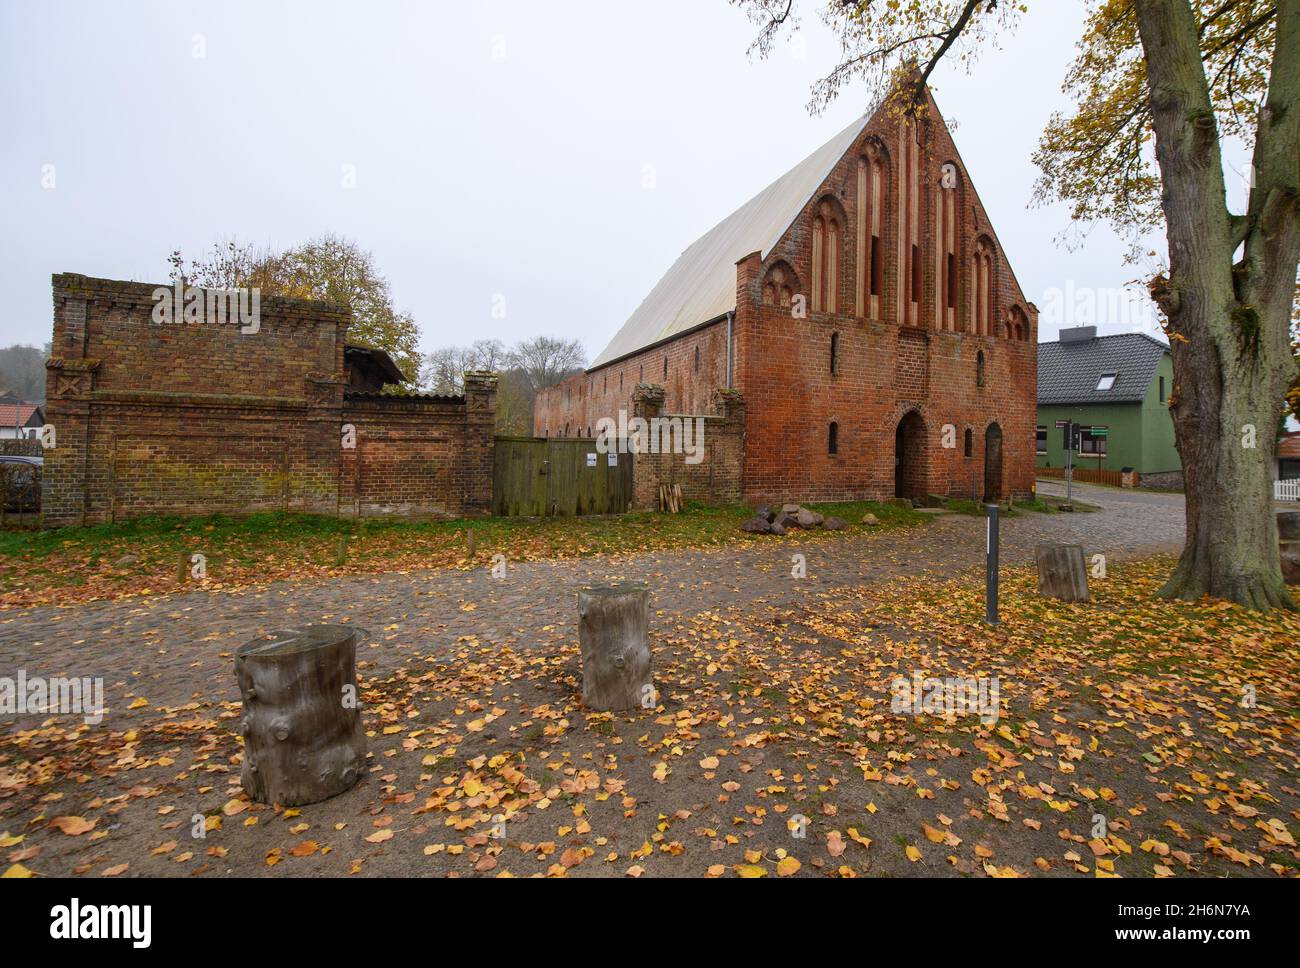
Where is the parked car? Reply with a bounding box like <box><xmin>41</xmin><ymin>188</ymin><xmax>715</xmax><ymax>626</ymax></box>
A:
<box><xmin>0</xmin><ymin>454</ymin><xmax>42</xmax><ymax>512</ymax></box>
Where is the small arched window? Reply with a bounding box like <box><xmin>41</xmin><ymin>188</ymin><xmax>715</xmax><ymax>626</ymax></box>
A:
<box><xmin>976</xmin><ymin>350</ymin><xmax>986</xmax><ymax>387</ymax></box>
<box><xmin>964</xmin><ymin>428</ymin><xmax>973</xmax><ymax>458</ymax></box>
<box><xmin>828</xmin><ymin>421</ymin><xmax>839</xmax><ymax>455</ymax></box>
<box><xmin>694</xmin><ymin>346</ymin><xmax>701</xmax><ymax>373</ymax></box>
<box><xmin>1009</xmin><ymin>305</ymin><xmax>1029</xmax><ymax>341</ymax></box>
<box><xmin>830</xmin><ymin>332</ymin><xmax>840</xmax><ymax>375</ymax></box>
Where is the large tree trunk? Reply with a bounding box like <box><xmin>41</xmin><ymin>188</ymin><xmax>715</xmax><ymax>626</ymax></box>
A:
<box><xmin>1137</xmin><ymin>0</ymin><xmax>1299</xmax><ymax>610</ymax></box>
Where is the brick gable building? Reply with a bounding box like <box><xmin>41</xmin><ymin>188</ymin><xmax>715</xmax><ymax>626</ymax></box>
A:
<box><xmin>535</xmin><ymin>87</ymin><xmax>1037</xmax><ymax>505</ymax></box>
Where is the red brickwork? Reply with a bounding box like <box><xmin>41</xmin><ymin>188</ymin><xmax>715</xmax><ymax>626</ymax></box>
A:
<box><xmin>535</xmin><ymin>88</ymin><xmax>1037</xmax><ymax>506</ymax></box>
<box><xmin>42</xmin><ymin>274</ymin><xmax>495</xmax><ymax>526</ymax></box>
<box><xmin>533</xmin><ymin>318</ymin><xmax>731</xmax><ymax>439</ymax></box>
<box><xmin>628</xmin><ymin>385</ymin><xmax>746</xmax><ymax>510</ymax></box>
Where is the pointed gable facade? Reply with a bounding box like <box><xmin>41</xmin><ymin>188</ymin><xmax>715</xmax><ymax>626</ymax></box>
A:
<box><xmin>534</xmin><ymin>87</ymin><xmax>1037</xmax><ymax>505</ymax></box>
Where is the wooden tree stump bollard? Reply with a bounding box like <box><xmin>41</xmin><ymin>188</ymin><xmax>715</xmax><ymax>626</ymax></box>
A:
<box><xmin>578</xmin><ymin>582</ymin><xmax>652</xmax><ymax>711</ymax></box>
<box><xmin>1034</xmin><ymin>543</ymin><xmax>1090</xmax><ymax>602</ymax></box>
<box><xmin>236</xmin><ymin>626</ymin><xmax>367</xmax><ymax>806</ymax></box>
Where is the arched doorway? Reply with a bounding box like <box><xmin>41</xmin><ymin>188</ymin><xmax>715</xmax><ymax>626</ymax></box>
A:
<box><xmin>894</xmin><ymin>410</ymin><xmax>926</xmax><ymax>501</ymax></box>
<box><xmin>983</xmin><ymin>423</ymin><xmax>1004</xmax><ymax>502</ymax></box>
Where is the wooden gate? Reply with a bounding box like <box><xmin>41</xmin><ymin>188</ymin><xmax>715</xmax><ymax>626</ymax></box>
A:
<box><xmin>493</xmin><ymin>437</ymin><xmax>633</xmax><ymax>517</ymax></box>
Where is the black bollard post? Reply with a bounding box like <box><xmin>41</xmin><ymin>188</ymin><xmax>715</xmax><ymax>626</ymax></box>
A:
<box><xmin>985</xmin><ymin>503</ymin><xmax>1000</xmax><ymax>625</ymax></box>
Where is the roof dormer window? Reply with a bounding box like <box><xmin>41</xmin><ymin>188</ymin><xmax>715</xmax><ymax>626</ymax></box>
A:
<box><xmin>1096</xmin><ymin>372</ymin><xmax>1117</xmax><ymax>391</ymax></box>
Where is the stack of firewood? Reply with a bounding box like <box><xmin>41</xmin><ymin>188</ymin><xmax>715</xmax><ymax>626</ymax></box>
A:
<box><xmin>658</xmin><ymin>483</ymin><xmax>684</xmax><ymax>513</ymax></box>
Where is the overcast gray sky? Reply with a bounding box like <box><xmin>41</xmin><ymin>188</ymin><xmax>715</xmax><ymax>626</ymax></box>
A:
<box><xmin>3</xmin><ymin>0</ymin><xmax>1245</xmax><ymax>358</ymax></box>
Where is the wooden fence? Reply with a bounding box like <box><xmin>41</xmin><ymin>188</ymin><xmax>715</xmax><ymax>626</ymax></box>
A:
<box><xmin>1276</xmin><ymin>479</ymin><xmax>1300</xmax><ymax>502</ymax></box>
<box><xmin>492</xmin><ymin>437</ymin><xmax>633</xmax><ymax>517</ymax></box>
<box><xmin>1037</xmin><ymin>466</ymin><xmax>1132</xmax><ymax>488</ymax></box>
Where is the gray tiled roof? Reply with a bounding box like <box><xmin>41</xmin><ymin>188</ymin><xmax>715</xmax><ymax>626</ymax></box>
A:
<box><xmin>1037</xmin><ymin>332</ymin><xmax>1169</xmax><ymax>405</ymax></box>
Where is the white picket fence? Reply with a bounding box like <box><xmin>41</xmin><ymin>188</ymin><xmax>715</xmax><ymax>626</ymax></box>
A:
<box><xmin>1276</xmin><ymin>479</ymin><xmax>1300</xmax><ymax>501</ymax></box>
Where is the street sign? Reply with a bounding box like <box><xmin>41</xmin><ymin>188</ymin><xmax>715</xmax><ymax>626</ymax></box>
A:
<box><xmin>1055</xmin><ymin>420</ymin><xmax>1069</xmax><ymax>429</ymax></box>
<box><xmin>1090</xmin><ymin>426</ymin><xmax>1109</xmax><ymax>437</ymax></box>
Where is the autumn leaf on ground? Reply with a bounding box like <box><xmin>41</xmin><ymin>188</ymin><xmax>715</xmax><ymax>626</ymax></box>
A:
<box><xmin>49</xmin><ymin>816</ymin><xmax>95</xmax><ymax>836</ymax></box>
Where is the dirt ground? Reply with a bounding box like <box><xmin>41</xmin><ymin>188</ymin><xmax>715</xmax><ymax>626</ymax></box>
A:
<box><xmin>2</xmin><ymin>494</ymin><xmax>1297</xmax><ymax>879</ymax></box>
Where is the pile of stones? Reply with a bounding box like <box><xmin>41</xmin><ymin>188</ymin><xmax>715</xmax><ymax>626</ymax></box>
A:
<box><xmin>740</xmin><ymin>503</ymin><xmax>848</xmax><ymax>535</ymax></box>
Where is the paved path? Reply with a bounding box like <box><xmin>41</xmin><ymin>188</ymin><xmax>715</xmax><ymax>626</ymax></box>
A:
<box><xmin>1033</xmin><ymin>478</ymin><xmax>1184</xmax><ymax>508</ymax></box>
<box><xmin>0</xmin><ymin>488</ymin><xmax>1185</xmax><ymax>720</ymax></box>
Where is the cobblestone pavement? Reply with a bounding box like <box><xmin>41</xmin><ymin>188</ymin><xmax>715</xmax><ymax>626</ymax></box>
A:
<box><xmin>1033</xmin><ymin>478</ymin><xmax>1185</xmax><ymax>507</ymax></box>
<box><xmin>0</xmin><ymin>488</ymin><xmax>1185</xmax><ymax>719</ymax></box>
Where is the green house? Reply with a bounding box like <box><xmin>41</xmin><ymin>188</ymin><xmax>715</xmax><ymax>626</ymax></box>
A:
<box><xmin>1036</xmin><ymin>326</ymin><xmax>1180</xmax><ymax>485</ymax></box>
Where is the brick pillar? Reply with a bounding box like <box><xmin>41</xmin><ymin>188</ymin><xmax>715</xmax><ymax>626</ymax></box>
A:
<box><xmin>305</xmin><ymin>378</ymin><xmax>346</xmax><ymax>514</ymax></box>
<box><xmin>305</xmin><ymin>313</ymin><xmax>349</xmax><ymax>515</ymax></box>
<box><xmin>463</xmin><ymin>371</ymin><xmax>498</xmax><ymax>514</ymax></box>
<box><xmin>41</xmin><ymin>363</ymin><xmax>95</xmax><ymax>527</ymax></box>
<box><xmin>712</xmin><ymin>388</ymin><xmax>746</xmax><ymax>506</ymax></box>
<box><xmin>42</xmin><ymin>283</ymin><xmax>98</xmax><ymax>527</ymax></box>
<box><xmin>713</xmin><ymin>387</ymin><xmax>745</xmax><ymax>424</ymax></box>
<box><xmin>631</xmin><ymin>382</ymin><xmax>665</xmax><ymax>423</ymax></box>
<box><xmin>731</xmin><ymin>252</ymin><xmax>763</xmax><ymax>502</ymax></box>
<box><xmin>630</xmin><ymin>383</ymin><xmax>666</xmax><ymax>509</ymax></box>
<box><xmin>731</xmin><ymin>251</ymin><xmax>762</xmax><ymax>391</ymax></box>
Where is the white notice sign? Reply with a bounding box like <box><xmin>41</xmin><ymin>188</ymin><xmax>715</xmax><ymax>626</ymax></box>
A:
<box><xmin>586</xmin><ymin>453</ymin><xmax>597</xmax><ymax>468</ymax></box>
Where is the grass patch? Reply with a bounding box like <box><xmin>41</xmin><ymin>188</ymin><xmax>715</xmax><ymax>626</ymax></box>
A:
<box><xmin>0</xmin><ymin>500</ymin><xmax>924</xmax><ymax>606</ymax></box>
<box><xmin>935</xmin><ymin>495</ymin><xmax>1099</xmax><ymax>517</ymax></box>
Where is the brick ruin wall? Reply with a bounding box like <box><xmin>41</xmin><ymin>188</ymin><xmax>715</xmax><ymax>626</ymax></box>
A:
<box><xmin>42</xmin><ymin>274</ymin><xmax>495</xmax><ymax>526</ymax></box>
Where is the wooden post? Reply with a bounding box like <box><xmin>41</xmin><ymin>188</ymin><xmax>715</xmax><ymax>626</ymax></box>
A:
<box><xmin>1034</xmin><ymin>543</ymin><xmax>1090</xmax><ymax>602</ymax></box>
<box><xmin>236</xmin><ymin>625</ymin><xmax>367</xmax><ymax>806</ymax></box>
<box><xmin>176</xmin><ymin>551</ymin><xmax>190</xmax><ymax>584</ymax></box>
<box><xmin>1279</xmin><ymin>512</ymin><xmax>1300</xmax><ymax>585</ymax></box>
<box><xmin>466</xmin><ymin>528</ymin><xmax>476</xmax><ymax>559</ymax></box>
<box><xmin>577</xmin><ymin>582</ymin><xmax>652</xmax><ymax>711</ymax></box>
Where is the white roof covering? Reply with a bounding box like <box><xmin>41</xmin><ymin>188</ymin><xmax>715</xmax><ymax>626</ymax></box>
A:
<box><xmin>591</xmin><ymin>112</ymin><xmax>872</xmax><ymax>368</ymax></box>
